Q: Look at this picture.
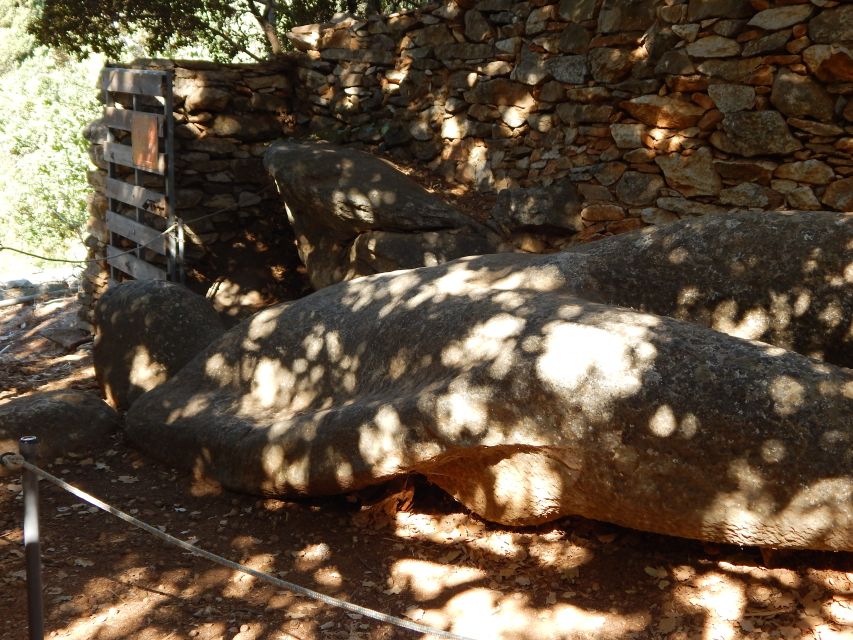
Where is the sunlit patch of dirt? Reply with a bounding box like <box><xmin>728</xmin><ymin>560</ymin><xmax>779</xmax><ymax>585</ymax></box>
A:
<box><xmin>1</xmin><ymin>298</ymin><xmax>851</xmax><ymax>640</ymax></box>
<box><xmin>0</xmin><ymin>298</ymin><xmax>96</xmax><ymax>402</ymax></box>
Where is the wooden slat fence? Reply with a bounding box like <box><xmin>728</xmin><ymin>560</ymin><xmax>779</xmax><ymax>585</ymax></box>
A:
<box><xmin>102</xmin><ymin>66</ymin><xmax>182</xmax><ymax>284</ymax></box>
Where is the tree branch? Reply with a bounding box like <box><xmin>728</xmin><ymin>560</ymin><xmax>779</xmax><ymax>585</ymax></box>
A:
<box><xmin>204</xmin><ymin>21</ymin><xmax>266</xmax><ymax>61</ymax></box>
<box><xmin>243</xmin><ymin>0</ymin><xmax>283</xmax><ymax>55</ymax></box>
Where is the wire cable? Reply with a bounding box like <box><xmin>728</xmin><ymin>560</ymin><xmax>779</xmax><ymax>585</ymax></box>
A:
<box><xmin>0</xmin><ymin>453</ymin><xmax>480</xmax><ymax>640</ymax></box>
<box><xmin>0</xmin><ymin>183</ymin><xmax>276</xmax><ymax>266</ymax></box>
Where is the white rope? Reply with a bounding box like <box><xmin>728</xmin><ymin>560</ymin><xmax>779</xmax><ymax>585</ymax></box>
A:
<box><xmin>1</xmin><ymin>453</ymin><xmax>480</xmax><ymax>640</ymax></box>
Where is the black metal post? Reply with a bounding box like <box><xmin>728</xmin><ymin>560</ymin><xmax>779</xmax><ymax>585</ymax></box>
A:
<box><xmin>20</xmin><ymin>436</ymin><xmax>44</xmax><ymax>640</ymax></box>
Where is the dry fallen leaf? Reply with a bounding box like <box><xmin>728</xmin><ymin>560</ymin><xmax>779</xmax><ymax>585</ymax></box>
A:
<box><xmin>352</xmin><ymin>484</ymin><xmax>415</xmax><ymax>529</ymax></box>
<box><xmin>644</xmin><ymin>566</ymin><xmax>668</xmax><ymax>579</ymax></box>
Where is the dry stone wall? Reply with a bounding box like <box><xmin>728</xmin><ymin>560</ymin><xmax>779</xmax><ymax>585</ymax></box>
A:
<box><xmin>82</xmin><ymin>0</ymin><xmax>852</xmax><ymax>323</ymax></box>
<box><xmin>81</xmin><ymin>59</ymin><xmax>304</xmax><ymax>328</ymax></box>
<box><xmin>288</xmin><ymin>0</ymin><xmax>853</xmax><ymax>241</ymax></box>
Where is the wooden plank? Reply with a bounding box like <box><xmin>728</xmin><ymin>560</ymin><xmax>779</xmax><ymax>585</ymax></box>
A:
<box><xmin>101</xmin><ymin>68</ymin><xmax>165</xmax><ymax>97</ymax></box>
<box><xmin>106</xmin><ymin>246</ymin><xmax>167</xmax><ymax>281</ymax></box>
<box><xmin>104</xmin><ymin>141</ymin><xmax>166</xmax><ymax>175</ymax></box>
<box><xmin>103</xmin><ymin>107</ymin><xmax>164</xmax><ymax>135</ymax></box>
<box><xmin>105</xmin><ymin>177</ymin><xmax>166</xmax><ymax>215</ymax></box>
<box><xmin>106</xmin><ymin>211</ymin><xmax>167</xmax><ymax>255</ymax></box>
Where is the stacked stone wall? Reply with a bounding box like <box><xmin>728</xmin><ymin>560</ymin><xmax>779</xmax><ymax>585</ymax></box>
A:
<box><xmin>81</xmin><ymin>59</ymin><xmax>304</xmax><ymax>327</ymax></box>
<box><xmin>289</xmin><ymin>0</ymin><xmax>852</xmax><ymax>240</ymax></box>
<box><xmin>81</xmin><ymin>0</ymin><xmax>853</xmax><ymax>323</ymax></box>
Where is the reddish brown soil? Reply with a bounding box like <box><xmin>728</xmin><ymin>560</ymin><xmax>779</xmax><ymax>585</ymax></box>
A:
<box><xmin>1</xmin><ymin>298</ymin><xmax>852</xmax><ymax>640</ymax></box>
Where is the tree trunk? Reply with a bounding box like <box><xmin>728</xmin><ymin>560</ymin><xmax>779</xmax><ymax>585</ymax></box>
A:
<box><xmin>246</xmin><ymin>0</ymin><xmax>283</xmax><ymax>56</ymax></box>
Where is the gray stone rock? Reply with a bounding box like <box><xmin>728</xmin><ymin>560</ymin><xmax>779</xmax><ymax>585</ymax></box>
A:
<box><xmin>719</xmin><ymin>182</ymin><xmax>769</xmax><ymax>208</ymax></box>
<box><xmin>712</xmin><ymin>111</ymin><xmax>802</xmax><ymax>157</ymax></box>
<box><xmin>558</xmin><ymin>0</ymin><xmax>597</xmax><ymax>22</ymax></box>
<box><xmin>742</xmin><ymin>29</ymin><xmax>792</xmax><ymax>57</ymax></box>
<box><xmin>556</xmin><ymin>103</ymin><xmax>614</xmax><ymax>124</ymax></box>
<box><xmin>697</xmin><ymin>58</ymin><xmax>763</xmax><ymax>82</ymax></box>
<box><xmin>656</xmin><ymin>197</ymin><xmax>730</xmax><ymax>216</ymax></box>
<box><xmin>0</xmin><ymin>391</ymin><xmax>120</xmax><ymax>475</ymax></box>
<box><xmin>526</xmin><ymin>4</ymin><xmax>555</xmax><ymax>35</ymax></box>
<box><xmin>511</xmin><ymin>48</ymin><xmax>548</xmax><ymax>85</ymax></box>
<box><xmin>712</xmin><ymin>19</ymin><xmax>747</xmax><ymax>38</ymax></box>
<box><xmin>493</xmin><ymin>181</ymin><xmax>583</xmax><ymax>232</ymax></box>
<box><xmin>464</xmin><ymin>10</ymin><xmax>493</xmax><ymax>42</ymax></box>
<box><xmin>748</xmin><ymin>5</ymin><xmax>813</xmax><ymax>30</ymax></box>
<box><xmin>464</xmin><ymin>78</ymin><xmax>534</xmax><ymax>107</ymax></box>
<box><xmin>685</xmin><ymin>36</ymin><xmax>741</xmax><ymax>58</ymax></box>
<box><xmin>621</xmin><ymin>95</ymin><xmax>707</xmax><ymax>129</ymax></box>
<box><xmin>264</xmin><ymin>140</ymin><xmax>500</xmax><ymax>289</ymax></box>
<box><xmin>673</xmin><ymin>23</ymin><xmax>700</xmax><ymax>42</ymax></box>
<box><xmin>94</xmin><ymin>280</ymin><xmax>225</xmax><ymax>411</ymax></box>
<box><xmin>714</xmin><ymin>159</ymin><xmax>777</xmax><ymax>185</ymax></box>
<box><xmin>433</xmin><ymin>42</ymin><xmax>494</xmax><ymax>59</ymax></box>
<box><xmin>808</xmin><ymin>5</ymin><xmax>853</xmax><ymax>44</ymax></box>
<box><xmin>559</xmin><ymin>23</ymin><xmax>591</xmax><ymax>54</ymax></box>
<box><xmin>581</xmin><ymin>202</ymin><xmax>625</xmax><ymax>221</ymax></box>
<box><xmin>803</xmin><ymin>44</ymin><xmax>853</xmax><ymax>83</ymax></box>
<box><xmin>610</xmin><ymin>123</ymin><xmax>648</xmax><ymax>149</ymax></box>
<box><xmin>655</xmin><ymin>50</ymin><xmax>696</xmax><ymax>75</ymax></box>
<box><xmin>410</xmin><ymin>24</ymin><xmax>456</xmax><ymax>47</ymax></box>
<box><xmin>707</xmin><ymin>84</ymin><xmax>755</xmax><ymax>113</ymax></box>
<box><xmin>211</xmin><ymin>114</ymin><xmax>282</xmax><ymax>142</ymax></box>
<box><xmin>475</xmin><ymin>0</ymin><xmax>513</xmax><ymax>11</ymax></box>
<box><xmin>655</xmin><ymin>148</ymin><xmax>722</xmax><ymax>197</ymax></box>
<box><xmin>320</xmin><ymin>48</ymin><xmax>395</xmax><ymax>65</ymax></box>
<box><xmin>598</xmin><ymin>0</ymin><xmax>657</xmax><ymax>34</ymax></box>
<box><xmin>774</xmin><ymin>160</ymin><xmax>835</xmax><ymax>185</ymax></box>
<box><xmin>184</xmin><ymin>87</ymin><xmax>231</xmax><ymax>112</ymax></box>
<box><xmin>593</xmin><ymin>161</ymin><xmax>627</xmax><ymax>186</ymax></box>
<box><xmin>408</xmin><ymin>120</ymin><xmax>434</xmax><ymax>142</ymax></box>
<box><xmin>125</xmin><ymin>212</ymin><xmax>853</xmax><ymax>550</ymax></box>
<box><xmin>545</xmin><ymin>55</ymin><xmax>588</xmax><ymax>84</ymax></box>
<box><xmin>785</xmin><ymin>186</ymin><xmax>821</xmax><ymax>211</ymax></box>
<box><xmin>687</xmin><ymin>0</ymin><xmax>751</xmax><ymax>21</ymax></box>
<box><xmin>614</xmin><ymin>171</ymin><xmax>664</xmax><ymax>206</ymax></box>
<box><xmin>822</xmin><ymin>177</ymin><xmax>853</xmax><ymax>212</ymax></box>
<box><xmin>589</xmin><ymin>48</ymin><xmax>635</xmax><ymax>83</ymax></box>
<box><xmin>770</xmin><ymin>68</ymin><xmax>836</xmax><ymax>122</ymax></box>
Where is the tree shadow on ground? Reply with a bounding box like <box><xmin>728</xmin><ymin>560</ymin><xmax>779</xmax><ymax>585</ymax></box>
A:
<box><xmin>2</xmin><ymin>450</ymin><xmax>851</xmax><ymax>640</ymax></box>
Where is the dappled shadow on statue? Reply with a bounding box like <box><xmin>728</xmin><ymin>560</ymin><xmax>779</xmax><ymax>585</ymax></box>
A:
<box><xmin>123</xmin><ymin>210</ymin><xmax>852</xmax><ymax>552</ymax></box>
<box><xmin>264</xmin><ymin>139</ymin><xmax>503</xmax><ymax>290</ymax></box>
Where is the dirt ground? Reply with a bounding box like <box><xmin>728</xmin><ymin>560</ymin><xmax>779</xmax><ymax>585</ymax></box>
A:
<box><xmin>1</xmin><ymin>297</ymin><xmax>852</xmax><ymax>640</ymax></box>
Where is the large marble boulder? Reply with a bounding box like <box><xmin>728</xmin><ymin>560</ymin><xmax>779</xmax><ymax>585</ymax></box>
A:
<box><xmin>0</xmin><ymin>390</ymin><xmax>120</xmax><ymax>475</ymax></box>
<box><xmin>125</xmin><ymin>211</ymin><xmax>853</xmax><ymax>551</ymax></box>
<box><xmin>264</xmin><ymin>140</ymin><xmax>501</xmax><ymax>290</ymax></box>
<box><xmin>558</xmin><ymin>210</ymin><xmax>852</xmax><ymax>368</ymax></box>
<box><xmin>94</xmin><ymin>280</ymin><xmax>225</xmax><ymax>411</ymax></box>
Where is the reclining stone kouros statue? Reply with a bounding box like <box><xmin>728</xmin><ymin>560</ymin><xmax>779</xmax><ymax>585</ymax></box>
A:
<box><xmin>121</xmin><ymin>209</ymin><xmax>852</xmax><ymax>552</ymax></box>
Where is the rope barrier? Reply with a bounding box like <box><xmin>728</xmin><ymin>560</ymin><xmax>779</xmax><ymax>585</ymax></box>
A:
<box><xmin>0</xmin><ymin>183</ymin><xmax>277</xmax><ymax>267</ymax></box>
<box><xmin>1</xmin><ymin>452</ymin><xmax>480</xmax><ymax>640</ymax></box>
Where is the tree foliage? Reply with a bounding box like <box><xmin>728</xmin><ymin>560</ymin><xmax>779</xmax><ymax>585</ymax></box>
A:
<box><xmin>29</xmin><ymin>0</ymin><xmax>423</xmax><ymax>62</ymax></box>
<box><xmin>0</xmin><ymin>0</ymin><xmax>101</xmax><ymax>259</ymax></box>
<box><xmin>30</xmin><ymin>0</ymin><xmax>263</xmax><ymax>61</ymax></box>
<box><xmin>0</xmin><ymin>0</ymin><xmax>35</xmax><ymax>72</ymax></box>
<box><xmin>1</xmin><ymin>0</ymin><xmax>426</xmax><ymax>263</ymax></box>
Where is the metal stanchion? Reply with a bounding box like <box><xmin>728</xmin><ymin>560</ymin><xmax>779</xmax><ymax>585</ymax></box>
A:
<box><xmin>20</xmin><ymin>436</ymin><xmax>44</xmax><ymax>640</ymax></box>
